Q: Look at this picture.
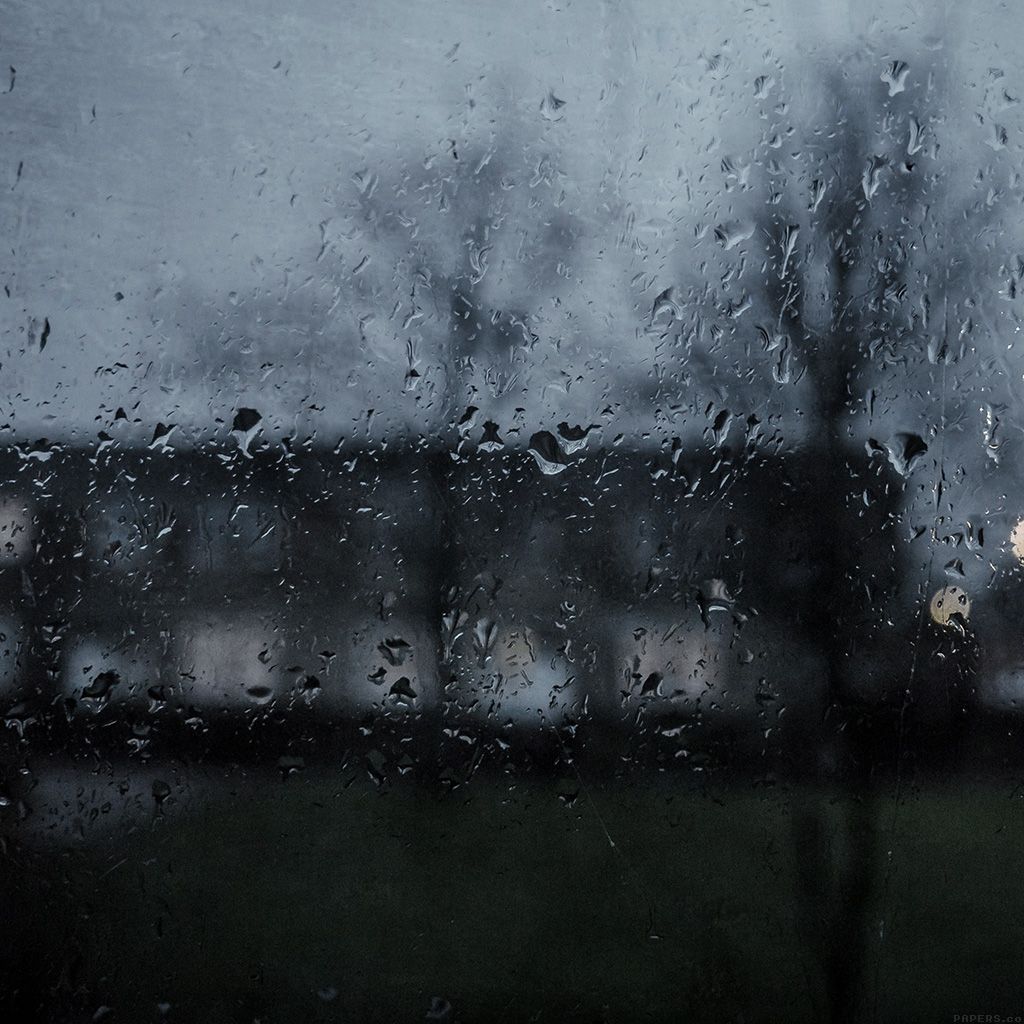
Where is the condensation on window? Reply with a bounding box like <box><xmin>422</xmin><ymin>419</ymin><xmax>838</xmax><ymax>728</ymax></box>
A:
<box><xmin>2</xmin><ymin>2</ymin><xmax>1023</xmax><ymax>1022</ymax></box>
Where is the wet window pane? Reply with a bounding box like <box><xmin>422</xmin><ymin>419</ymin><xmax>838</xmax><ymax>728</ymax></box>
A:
<box><xmin>4</xmin><ymin>3</ymin><xmax>1024</xmax><ymax>1022</ymax></box>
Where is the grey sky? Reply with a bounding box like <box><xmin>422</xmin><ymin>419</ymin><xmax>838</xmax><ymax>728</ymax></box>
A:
<box><xmin>1</xmin><ymin>0</ymin><xmax>1020</xmax><ymax>450</ymax></box>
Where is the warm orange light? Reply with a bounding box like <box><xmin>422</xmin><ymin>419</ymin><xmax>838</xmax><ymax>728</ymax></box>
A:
<box><xmin>929</xmin><ymin>586</ymin><xmax>970</xmax><ymax>626</ymax></box>
<box><xmin>1011</xmin><ymin>518</ymin><xmax>1024</xmax><ymax>562</ymax></box>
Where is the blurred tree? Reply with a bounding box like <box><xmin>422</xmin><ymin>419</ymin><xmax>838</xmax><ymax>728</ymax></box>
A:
<box><xmin>665</xmin><ymin>47</ymin><xmax>1000</xmax><ymax>1023</ymax></box>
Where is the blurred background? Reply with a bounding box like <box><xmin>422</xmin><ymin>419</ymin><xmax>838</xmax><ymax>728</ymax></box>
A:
<box><xmin>3</xmin><ymin>1</ymin><xmax>1024</xmax><ymax>1021</ymax></box>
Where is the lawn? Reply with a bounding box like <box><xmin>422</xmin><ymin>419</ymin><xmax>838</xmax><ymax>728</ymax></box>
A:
<box><xmin>6</xmin><ymin>764</ymin><xmax>1024</xmax><ymax>1023</ymax></box>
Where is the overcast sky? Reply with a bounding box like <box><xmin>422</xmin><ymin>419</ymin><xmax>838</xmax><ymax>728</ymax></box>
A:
<box><xmin>1</xmin><ymin>0</ymin><xmax>1021</xmax><ymax>452</ymax></box>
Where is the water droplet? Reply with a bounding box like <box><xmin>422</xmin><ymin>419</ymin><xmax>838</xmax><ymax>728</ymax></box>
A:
<box><xmin>389</xmin><ymin>676</ymin><xmax>417</xmax><ymax>702</ymax></box>
<box><xmin>907</xmin><ymin>115</ymin><xmax>924</xmax><ymax>155</ymax></box>
<box><xmin>651</xmin><ymin>286</ymin><xmax>680</xmax><ymax>322</ymax></box>
<box><xmin>880</xmin><ymin>60</ymin><xmax>910</xmax><ymax>96</ymax></box>
<box><xmin>479</xmin><ymin>421</ymin><xmax>505</xmax><ymax>452</ymax></box>
<box><xmin>231</xmin><ymin>408</ymin><xmax>262</xmax><ymax>456</ymax></box>
<box><xmin>379</xmin><ymin>637</ymin><xmax>411</xmax><ymax>666</ymax></box>
<box><xmin>930</xmin><ymin>586</ymin><xmax>970</xmax><ymax>627</ymax></box>
<box><xmin>862</xmin><ymin>156</ymin><xmax>888</xmax><ymax>200</ymax></box>
<box><xmin>556</xmin><ymin>422</ymin><xmax>597</xmax><ymax>454</ymax></box>
<box><xmin>528</xmin><ymin>431</ymin><xmax>568</xmax><ymax>474</ymax></box>
<box><xmin>82</xmin><ymin>670</ymin><xmax>120</xmax><ymax>704</ymax></box>
<box><xmin>871</xmin><ymin>432</ymin><xmax>927</xmax><ymax>477</ymax></box>
<box><xmin>714</xmin><ymin>220</ymin><xmax>755</xmax><ymax>250</ymax></box>
<box><xmin>540</xmin><ymin>90</ymin><xmax>566</xmax><ymax>121</ymax></box>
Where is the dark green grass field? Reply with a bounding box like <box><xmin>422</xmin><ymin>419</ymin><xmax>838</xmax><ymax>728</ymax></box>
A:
<box><xmin>6</xmin><ymin>766</ymin><xmax>1024</xmax><ymax>1023</ymax></box>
